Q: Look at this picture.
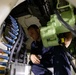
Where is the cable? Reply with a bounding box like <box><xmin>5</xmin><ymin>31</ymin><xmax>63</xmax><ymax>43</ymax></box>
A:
<box><xmin>54</xmin><ymin>10</ymin><xmax>76</xmax><ymax>36</ymax></box>
<box><xmin>15</xmin><ymin>35</ymin><xmax>24</xmax><ymax>63</ymax></box>
<box><xmin>8</xmin><ymin>26</ymin><xmax>21</xmax><ymax>63</ymax></box>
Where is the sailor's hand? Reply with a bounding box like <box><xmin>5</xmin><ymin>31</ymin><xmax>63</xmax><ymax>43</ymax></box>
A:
<box><xmin>30</xmin><ymin>54</ymin><xmax>40</xmax><ymax>64</ymax></box>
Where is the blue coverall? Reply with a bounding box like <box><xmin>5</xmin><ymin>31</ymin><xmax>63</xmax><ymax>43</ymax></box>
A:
<box><xmin>29</xmin><ymin>40</ymin><xmax>71</xmax><ymax>75</ymax></box>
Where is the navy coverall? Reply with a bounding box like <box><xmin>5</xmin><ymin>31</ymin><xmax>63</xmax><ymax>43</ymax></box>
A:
<box><xmin>53</xmin><ymin>45</ymin><xmax>71</xmax><ymax>75</ymax></box>
<box><xmin>29</xmin><ymin>40</ymin><xmax>71</xmax><ymax>75</ymax></box>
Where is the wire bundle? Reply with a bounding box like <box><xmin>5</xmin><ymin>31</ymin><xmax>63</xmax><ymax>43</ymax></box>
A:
<box><xmin>0</xmin><ymin>15</ymin><xmax>28</xmax><ymax>75</ymax></box>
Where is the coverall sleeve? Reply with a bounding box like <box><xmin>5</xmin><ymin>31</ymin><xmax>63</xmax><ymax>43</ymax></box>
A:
<box><xmin>30</xmin><ymin>41</ymin><xmax>37</xmax><ymax>54</ymax></box>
